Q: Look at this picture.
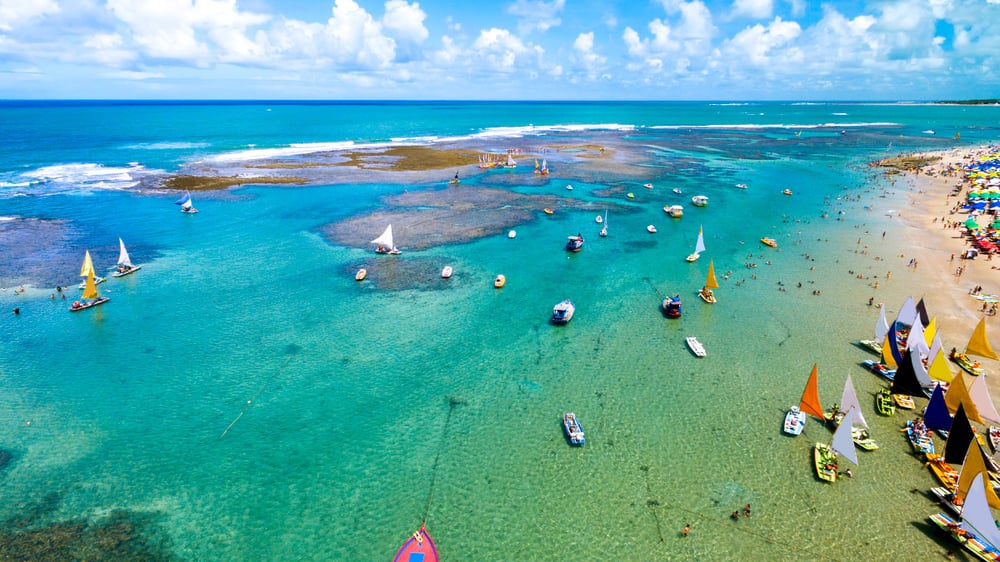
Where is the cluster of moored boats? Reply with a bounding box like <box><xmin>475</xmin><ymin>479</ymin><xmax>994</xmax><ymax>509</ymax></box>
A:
<box><xmin>783</xmin><ymin>294</ymin><xmax>1000</xmax><ymax>560</ymax></box>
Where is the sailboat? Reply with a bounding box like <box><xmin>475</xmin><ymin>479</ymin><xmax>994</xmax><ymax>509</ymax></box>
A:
<box><xmin>70</xmin><ymin>251</ymin><xmax>110</xmax><ymax>311</ymax></box>
<box><xmin>859</xmin><ymin>304</ymin><xmax>889</xmax><ymax>355</ymax></box>
<box><xmin>686</xmin><ymin>226</ymin><xmax>706</xmax><ymax>262</ymax></box>
<box><xmin>930</xmin><ymin>473</ymin><xmax>1000</xmax><ymax>561</ymax></box>
<box><xmin>111</xmin><ymin>238</ymin><xmax>142</xmax><ymax>277</ymax></box>
<box><xmin>951</xmin><ymin>317</ymin><xmax>997</xmax><ymax>375</ymax></box>
<box><xmin>503</xmin><ymin>152</ymin><xmax>517</xmax><ymax>168</ymax></box>
<box><xmin>393</xmin><ymin>524</ymin><xmax>439</xmax><ymax>562</ymax></box>
<box><xmin>76</xmin><ymin>249</ymin><xmax>106</xmax><ymax>288</ymax></box>
<box><xmin>815</xmin><ymin>407</ymin><xmax>858</xmax><ymax>483</ymax></box>
<box><xmin>932</xmin><ymin>437</ymin><xmax>1000</xmax><ymax>515</ymax></box>
<box><xmin>534</xmin><ymin>158</ymin><xmax>549</xmax><ymax>175</ymax></box>
<box><xmin>789</xmin><ymin>363</ymin><xmax>825</xmax><ymax>437</ymax></box>
<box><xmin>599</xmin><ymin>210</ymin><xmax>608</xmax><ymax>237</ymax></box>
<box><xmin>174</xmin><ymin>191</ymin><xmax>198</xmax><ymax>213</ymax></box>
<box><xmin>698</xmin><ymin>259</ymin><xmax>719</xmax><ymax>303</ymax></box>
<box><xmin>371</xmin><ymin>224</ymin><xmax>401</xmax><ymax>255</ymax></box>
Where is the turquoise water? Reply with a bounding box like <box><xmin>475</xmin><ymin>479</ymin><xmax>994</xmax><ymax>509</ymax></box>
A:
<box><xmin>1</xmin><ymin>101</ymin><xmax>999</xmax><ymax>559</ymax></box>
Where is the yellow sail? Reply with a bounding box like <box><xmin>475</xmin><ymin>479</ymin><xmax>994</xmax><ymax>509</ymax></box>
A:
<box><xmin>704</xmin><ymin>260</ymin><xmax>719</xmax><ymax>290</ymax></box>
<box><xmin>81</xmin><ymin>270</ymin><xmax>99</xmax><ymax>300</ymax></box>
<box><xmin>965</xmin><ymin>317</ymin><xmax>999</xmax><ymax>360</ymax></box>
<box><xmin>956</xmin><ymin>438</ymin><xmax>1000</xmax><ymax>509</ymax></box>
<box><xmin>927</xmin><ymin>348</ymin><xmax>955</xmax><ymax>383</ymax></box>
<box><xmin>80</xmin><ymin>250</ymin><xmax>95</xmax><ymax>277</ymax></box>
<box><xmin>798</xmin><ymin>363</ymin><xmax>825</xmax><ymax>420</ymax></box>
<box><xmin>945</xmin><ymin>372</ymin><xmax>984</xmax><ymax>424</ymax></box>
<box><xmin>881</xmin><ymin>334</ymin><xmax>898</xmax><ymax>369</ymax></box>
<box><xmin>924</xmin><ymin>317</ymin><xmax>937</xmax><ymax>346</ymax></box>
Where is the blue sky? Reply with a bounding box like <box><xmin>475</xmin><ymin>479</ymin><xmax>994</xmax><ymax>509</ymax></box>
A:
<box><xmin>1</xmin><ymin>0</ymin><xmax>998</xmax><ymax>100</ymax></box>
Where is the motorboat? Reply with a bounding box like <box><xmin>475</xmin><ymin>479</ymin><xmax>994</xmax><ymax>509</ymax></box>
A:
<box><xmin>565</xmin><ymin>234</ymin><xmax>584</xmax><ymax>252</ymax></box>
<box><xmin>647</xmin><ymin>225</ymin><xmax>657</xmax><ymax>233</ymax></box>
<box><xmin>563</xmin><ymin>412</ymin><xmax>585</xmax><ymax>445</ymax></box>
<box><xmin>691</xmin><ymin>195</ymin><xmax>708</xmax><ymax>207</ymax></box>
<box><xmin>551</xmin><ymin>300</ymin><xmax>575</xmax><ymax>324</ymax></box>
<box><xmin>665</xmin><ymin>205</ymin><xmax>683</xmax><ymax>218</ymax></box>
<box><xmin>686</xmin><ymin>336</ymin><xmax>706</xmax><ymax>357</ymax></box>
<box><xmin>494</xmin><ymin>274</ymin><xmax>506</xmax><ymax>288</ymax></box>
<box><xmin>441</xmin><ymin>266</ymin><xmax>453</xmax><ymax>279</ymax></box>
<box><xmin>662</xmin><ymin>295</ymin><xmax>682</xmax><ymax>318</ymax></box>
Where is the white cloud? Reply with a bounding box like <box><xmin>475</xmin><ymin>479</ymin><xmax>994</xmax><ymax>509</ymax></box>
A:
<box><xmin>720</xmin><ymin>17</ymin><xmax>801</xmax><ymax>67</ymax></box>
<box><xmin>507</xmin><ymin>0</ymin><xmax>565</xmax><ymax>34</ymax></box>
<box><xmin>104</xmin><ymin>69</ymin><xmax>165</xmax><ymax>80</ymax></box>
<box><xmin>572</xmin><ymin>32</ymin><xmax>606</xmax><ymax>78</ymax></box>
<box><xmin>730</xmin><ymin>0</ymin><xmax>772</xmax><ymax>20</ymax></box>
<box><xmin>471</xmin><ymin>28</ymin><xmax>540</xmax><ymax>72</ymax></box>
<box><xmin>0</xmin><ymin>0</ymin><xmax>60</xmax><ymax>32</ymax></box>
<box><xmin>382</xmin><ymin>0</ymin><xmax>428</xmax><ymax>61</ymax></box>
<box><xmin>82</xmin><ymin>33</ymin><xmax>136</xmax><ymax>67</ymax></box>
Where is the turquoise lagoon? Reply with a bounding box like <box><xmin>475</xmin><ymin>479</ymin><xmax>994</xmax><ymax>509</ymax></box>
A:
<box><xmin>1</xmin><ymin>101</ymin><xmax>999</xmax><ymax>559</ymax></box>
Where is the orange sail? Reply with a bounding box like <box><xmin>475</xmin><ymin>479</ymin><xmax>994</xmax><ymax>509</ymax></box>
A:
<box><xmin>799</xmin><ymin>363</ymin><xmax>825</xmax><ymax>420</ymax></box>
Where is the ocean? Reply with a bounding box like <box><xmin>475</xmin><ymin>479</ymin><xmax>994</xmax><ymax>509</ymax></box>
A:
<box><xmin>1</xmin><ymin>101</ymin><xmax>999</xmax><ymax>560</ymax></box>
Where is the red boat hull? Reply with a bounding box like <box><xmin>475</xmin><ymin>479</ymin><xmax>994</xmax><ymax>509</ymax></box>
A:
<box><xmin>393</xmin><ymin>525</ymin><xmax>438</xmax><ymax>562</ymax></box>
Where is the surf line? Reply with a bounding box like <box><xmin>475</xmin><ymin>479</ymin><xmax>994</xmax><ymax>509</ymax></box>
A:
<box><xmin>219</xmin><ymin>355</ymin><xmax>294</xmax><ymax>439</ymax></box>
<box><xmin>421</xmin><ymin>396</ymin><xmax>464</xmax><ymax>525</ymax></box>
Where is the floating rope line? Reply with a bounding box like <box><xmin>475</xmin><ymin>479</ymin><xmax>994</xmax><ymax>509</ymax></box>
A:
<box><xmin>219</xmin><ymin>355</ymin><xmax>294</xmax><ymax>439</ymax></box>
<box><xmin>421</xmin><ymin>396</ymin><xmax>463</xmax><ymax>526</ymax></box>
<box><xmin>644</xmin><ymin>277</ymin><xmax>667</xmax><ymax>301</ymax></box>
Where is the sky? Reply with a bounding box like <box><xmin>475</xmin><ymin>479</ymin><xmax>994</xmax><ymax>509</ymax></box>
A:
<box><xmin>1</xmin><ymin>0</ymin><xmax>999</xmax><ymax>100</ymax></box>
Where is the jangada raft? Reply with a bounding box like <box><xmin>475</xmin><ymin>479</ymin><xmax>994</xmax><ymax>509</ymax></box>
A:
<box><xmin>563</xmin><ymin>412</ymin><xmax>585</xmax><ymax>445</ymax></box>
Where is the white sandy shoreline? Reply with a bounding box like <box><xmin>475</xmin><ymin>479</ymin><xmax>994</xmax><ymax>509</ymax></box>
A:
<box><xmin>885</xmin><ymin>143</ymin><xmax>1000</xmax><ymax>396</ymax></box>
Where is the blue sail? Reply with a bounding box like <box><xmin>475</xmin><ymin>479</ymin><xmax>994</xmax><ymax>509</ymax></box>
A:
<box><xmin>174</xmin><ymin>192</ymin><xmax>191</xmax><ymax>206</ymax></box>
<box><xmin>888</xmin><ymin>323</ymin><xmax>904</xmax><ymax>366</ymax></box>
<box><xmin>923</xmin><ymin>383</ymin><xmax>953</xmax><ymax>432</ymax></box>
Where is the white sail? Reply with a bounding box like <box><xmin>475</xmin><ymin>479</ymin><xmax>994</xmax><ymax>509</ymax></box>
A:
<box><xmin>928</xmin><ymin>332</ymin><xmax>944</xmax><ymax>364</ymax></box>
<box><xmin>908</xmin><ymin>317</ymin><xmax>930</xmax><ymax>358</ymax></box>
<box><xmin>968</xmin><ymin>374</ymin><xmax>1000</xmax><ymax>423</ymax></box>
<box><xmin>832</xmin><ymin>407</ymin><xmax>858</xmax><ymax>465</ymax></box>
<box><xmin>840</xmin><ymin>374</ymin><xmax>868</xmax><ymax>429</ymax></box>
<box><xmin>117</xmin><ymin>238</ymin><xmax>133</xmax><ymax>268</ymax></box>
<box><xmin>874</xmin><ymin>303</ymin><xmax>889</xmax><ymax>343</ymax></box>
<box><xmin>694</xmin><ymin>226</ymin><xmax>706</xmax><ymax>254</ymax></box>
<box><xmin>962</xmin><ymin>473</ymin><xmax>1000</xmax><ymax>550</ymax></box>
<box><xmin>895</xmin><ymin>296</ymin><xmax>917</xmax><ymax>327</ymax></box>
<box><xmin>371</xmin><ymin>224</ymin><xmax>394</xmax><ymax>248</ymax></box>
<box><xmin>910</xmin><ymin>343</ymin><xmax>934</xmax><ymax>388</ymax></box>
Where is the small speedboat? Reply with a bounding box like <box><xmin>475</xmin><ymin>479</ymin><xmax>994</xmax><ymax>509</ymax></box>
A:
<box><xmin>782</xmin><ymin>189</ymin><xmax>793</xmax><ymax>196</ymax></box>
<box><xmin>441</xmin><ymin>266</ymin><xmax>453</xmax><ymax>279</ymax></box>
<box><xmin>643</xmin><ymin>183</ymin><xmax>654</xmax><ymax>189</ymax></box>
<box><xmin>494</xmin><ymin>274</ymin><xmax>506</xmax><ymax>288</ymax></box>
<box><xmin>626</xmin><ymin>192</ymin><xmax>635</xmax><ymax>199</ymax></box>
<box><xmin>565</xmin><ymin>234</ymin><xmax>584</xmax><ymax>252</ymax></box>
<box><xmin>691</xmin><ymin>195</ymin><xmax>708</xmax><ymax>207</ymax></box>
<box><xmin>647</xmin><ymin>225</ymin><xmax>657</xmax><ymax>233</ymax></box>
<box><xmin>672</xmin><ymin>188</ymin><xmax>682</xmax><ymax>194</ymax></box>
<box><xmin>686</xmin><ymin>336</ymin><xmax>706</xmax><ymax>357</ymax></box>
<box><xmin>665</xmin><ymin>205</ymin><xmax>683</xmax><ymax>218</ymax></box>
<box><xmin>735</xmin><ymin>183</ymin><xmax>748</xmax><ymax>189</ymax></box>
<box><xmin>784</xmin><ymin>406</ymin><xmax>805</xmax><ymax>436</ymax></box>
<box><xmin>760</xmin><ymin>237</ymin><xmax>778</xmax><ymax>248</ymax></box>
<box><xmin>508</xmin><ymin>230</ymin><xmax>517</xmax><ymax>239</ymax></box>
<box><xmin>662</xmin><ymin>294</ymin><xmax>682</xmax><ymax>318</ymax></box>
<box><xmin>563</xmin><ymin>412</ymin><xmax>585</xmax><ymax>445</ymax></box>
<box><xmin>595</xmin><ymin>214</ymin><xmax>603</xmax><ymax>223</ymax></box>
<box><xmin>551</xmin><ymin>299</ymin><xmax>575</xmax><ymax>324</ymax></box>
<box><xmin>543</xmin><ymin>208</ymin><xmax>554</xmax><ymax>215</ymax></box>
<box><xmin>566</xmin><ymin>184</ymin><xmax>574</xmax><ymax>191</ymax></box>
<box><xmin>355</xmin><ymin>268</ymin><xmax>367</xmax><ymax>281</ymax></box>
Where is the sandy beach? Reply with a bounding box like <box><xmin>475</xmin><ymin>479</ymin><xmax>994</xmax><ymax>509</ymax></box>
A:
<box><xmin>880</xmin><ymin>144</ymin><xmax>1000</xmax><ymax>397</ymax></box>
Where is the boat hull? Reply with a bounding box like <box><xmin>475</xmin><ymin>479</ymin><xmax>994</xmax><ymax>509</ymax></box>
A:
<box><xmin>355</xmin><ymin>269</ymin><xmax>367</xmax><ymax>281</ymax></box>
<box><xmin>111</xmin><ymin>265</ymin><xmax>142</xmax><ymax>278</ymax></box>
<box><xmin>69</xmin><ymin>297</ymin><xmax>110</xmax><ymax>311</ymax></box>
<box><xmin>783</xmin><ymin>408</ymin><xmax>805</xmax><ymax>435</ymax></box>
<box><xmin>814</xmin><ymin>443</ymin><xmax>838</xmax><ymax>483</ymax></box>
<box><xmin>551</xmin><ymin>300</ymin><xmax>575</xmax><ymax>324</ymax></box>
<box><xmin>662</xmin><ymin>297</ymin><xmax>682</xmax><ymax>318</ymax></box>
<box><xmin>494</xmin><ymin>275</ymin><xmax>505</xmax><ymax>288</ymax></box>
<box><xmin>563</xmin><ymin>413</ymin><xmax>585</xmax><ymax>445</ymax></box>
<box><xmin>393</xmin><ymin>526</ymin><xmax>439</xmax><ymax>562</ymax></box>
<box><xmin>686</xmin><ymin>337</ymin><xmax>706</xmax><ymax>357</ymax></box>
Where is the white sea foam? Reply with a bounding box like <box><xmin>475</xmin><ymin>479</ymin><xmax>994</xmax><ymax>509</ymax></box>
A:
<box><xmin>122</xmin><ymin>141</ymin><xmax>210</xmax><ymax>150</ymax></box>
<box><xmin>206</xmin><ymin>123</ymin><xmax>637</xmax><ymax>163</ymax></box>
<box><xmin>6</xmin><ymin>162</ymin><xmax>156</xmax><ymax>197</ymax></box>
<box><xmin>647</xmin><ymin>122</ymin><xmax>899</xmax><ymax>130</ymax></box>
